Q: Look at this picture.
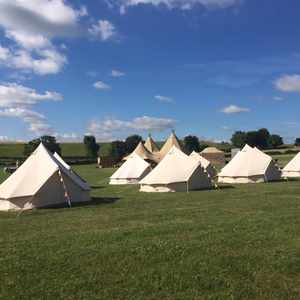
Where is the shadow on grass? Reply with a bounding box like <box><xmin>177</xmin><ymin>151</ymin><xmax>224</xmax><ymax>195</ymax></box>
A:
<box><xmin>77</xmin><ymin>197</ymin><xmax>120</xmax><ymax>206</ymax></box>
<box><xmin>43</xmin><ymin>197</ymin><xmax>120</xmax><ymax>210</ymax></box>
<box><xmin>90</xmin><ymin>185</ymin><xmax>105</xmax><ymax>190</ymax></box>
<box><xmin>265</xmin><ymin>179</ymin><xmax>293</xmax><ymax>185</ymax></box>
<box><xmin>280</xmin><ymin>178</ymin><xmax>300</xmax><ymax>182</ymax></box>
<box><xmin>216</xmin><ymin>185</ymin><xmax>235</xmax><ymax>190</ymax></box>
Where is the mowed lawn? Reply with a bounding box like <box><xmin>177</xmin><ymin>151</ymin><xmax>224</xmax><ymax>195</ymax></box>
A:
<box><xmin>1</xmin><ymin>162</ymin><xmax>300</xmax><ymax>299</ymax></box>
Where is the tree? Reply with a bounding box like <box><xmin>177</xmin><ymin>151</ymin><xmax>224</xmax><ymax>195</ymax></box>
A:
<box><xmin>125</xmin><ymin>135</ymin><xmax>143</xmax><ymax>154</ymax></box>
<box><xmin>83</xmin><ymin>135</ymin><xmax>100</xmax><ymax>158</ymax></box>
<box><xmin>111</xmin><ymin>141</ymin><xmax>127</xmax><ymax>162</ymax></box>
<box><xmin>183</xmin><ymin>135</ymin><xmax>200</xmax><ymax>154</ymax></box>
<box><xmin>24</xmin><ymin>136</ymin><xmax>61</xmax><ymax>156</ymax></box>
<box><xmin>246</xmin><ymin>131</ymin><xmax>259</xmax><ymax>147</ymax></box>
<box><xmin>256</xmin><ymin>128</ymin><xmax>271</xmax><ymax>149</ymax></box>
<box><xmin>295</xmin><ymin>138</ymin><xmax>300</xmax><ymax>147</ymax></box>
<box><xmin>198</xmin><ymin>142</ymin><xmax>209</xmax><ymax>152</ymax></box>
<box><xmin>231</xmin><ymin>131</ymin><xmax>247</xmax><ymax>148</ymax></box>
<box><xmin>269</xmin><ymin>134</ymin><xmax>283</xmax><ymax>149</ymax></box>
<box><xmin>231</xmin><ymin>128</ymin><xmax>279</xmax><ymax>149</ymax></box>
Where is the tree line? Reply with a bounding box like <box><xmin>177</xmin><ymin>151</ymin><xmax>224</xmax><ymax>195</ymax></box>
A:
<box><xmin>231</xmin><ymin>128</ymin><xmax>284</xmax><ymax>150</ymax></box>
<box><xmin>22</xmin><ymin>134</ymin><xmax>210</xmax><ymax>162</ymax></box>
<box><xmin>23</xmin><ymin>135</ymin><xmax>100</xmax><ymax>158</ymax></box>
<box><xmin>23</xmin><ymin>129</ymin><xmax>299</xmax><ymax>162</ymax></box>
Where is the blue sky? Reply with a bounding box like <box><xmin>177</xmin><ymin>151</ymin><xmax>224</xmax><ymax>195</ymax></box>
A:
<box><xmin>0</xmin><ymin>0</ymin><xmax>300</xmax><ymax>143</ymax></box>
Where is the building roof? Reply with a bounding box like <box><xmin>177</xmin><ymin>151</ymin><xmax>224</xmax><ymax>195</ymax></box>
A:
<box><xmin>201</xmin><ymin>147</ymin><xmax>224</xmax><ymax>154</ymax></box>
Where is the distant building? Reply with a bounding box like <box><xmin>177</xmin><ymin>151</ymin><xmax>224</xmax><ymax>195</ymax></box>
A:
<box><xmin>201</xmin><ymin>147</ymin><xmax>225</xmax><ymax>165</ymax></box>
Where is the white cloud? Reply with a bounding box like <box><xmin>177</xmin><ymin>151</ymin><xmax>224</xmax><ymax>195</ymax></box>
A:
<box><xmin>93</xmin><ymin>81</ymin><xmax>111</xmax><ymax>90</ymax></box>
<box><xmin>221</xmin><ymin>105</ymin><xmax>250</xmax><ymax>114</ymax></box>
<box><xmin>274</xmin><ymin>74</ymin><xmax>300</xmax><ymax>92</ymax></box>
<box><xmin>117</xmin><ymin>0</ymin><xmax>240</xmax><ymax>13</ymax></box>
<box><xmin>0</xmin><ymin>83</ymin><xmax>62</xmax><ymax>108</ymax></box>
<box><xmin>111</xmin><ymin>69</ymin><xmax>125</xmax><ymax>77</ymax></box>
<box><xmin>55</xmin><ymin>132</ymin><xmax>81</xmax><ymax>142</ymax></box>
<box><xmin>0</xmin><ymin>0</ymin><xmax>86</xmax><ymax>76</ymax></box>
<box><xmin>78</xmin><ymin>6</ymin><xmax>89</xmax><ymax>18</ymax></box>
<box><xmin>0</xmin><ymin>0</ymin><xmax>84</xmax><ymax>38</ymax></box>
<box><xmin>130</xmin><ymin>116</ymin><xmax>176</xmax><ymax>131</ymax></box>
<box><xmin>1</xmin><ymin>47</ymin><xmax>67</xmax><ymax>75</ymax></box>
<box><xmin>88</xmin><ymin>115</ymin><xmax>176</xmax><ymax>141</ymax></box>
<box><xmin>0</xmin><ymin>83</ymin><xmax>62</xmax><ymax>135</ymax></box>
<box><xmin>0</xmin><ymin>135</ymin><xmax>9</xmax><ymax>142</ymax></box>
<box><xmin>88</xmin><ymin>20</ymin><xmax>117</xmax><ymax>41</ymax></box>
<box><xmin>5</xmin><ymin>31</ymin><xmax>51</xmax><ymax>50</ymax></box>
<box><xmin>0</xmin><ymin>108</ymin><xmax>53</xmax><ymax>135</ymax></box>
<box><xmin>155</xmin><ymin>95</ymin><xmax>173</xmax><ymax>103</ymax></box>
<box><xmin>0</xmin><ymin>45</ymin><xmax>10</xmax><ymax>60</ymax></box>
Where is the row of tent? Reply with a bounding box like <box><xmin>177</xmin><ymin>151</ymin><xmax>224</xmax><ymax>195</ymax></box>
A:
<box><xmin>111</xmin><ymin>147</ymin><xmax>215</xmax><ymax>192</ymax></box>
<box><xmin>123</xmin><ymin>132</ymin><xmax>182</xmax><ymax>163</ymax></box>
<box><xmin>0</xmin><ymin>144</ymin><xmax>90</xmax><ymax>211</ymax></box>
<box><xmin>110</xmin><ymin>140</ymin><xmax>300</xmax><ymax>191</ymax></box>
<box><xmin>123</xmin><ymin>132</ymin><xmax>225</xmax><ymax>165</ymax></box>
<box><xmin>1</xmin><ymin>134</ymin><xmax>300</xmax><ymax>210</ymax></box>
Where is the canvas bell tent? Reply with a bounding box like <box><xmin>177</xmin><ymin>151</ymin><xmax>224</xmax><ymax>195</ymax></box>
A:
<box><xmin>0</xmin><ymin>143</ymin><xmax>90</xmax><ymax>211</ymax></box>
<box><xmin>54</xmin><ymin>152</ymin><xmax>71</xmax><ymax>170</ymax></box>
<box><xmin>54</xmin><ymin>152</ymin><xmax>90</xmax><ymax>186</ymax></box>
<box><xmin>282</xmin><ymin>152</ymin><xmax>300</xmax><ymax>178</ymax></box>
<box><xmin>189</xmin><ymin>151</ymin><xmax>217</xmax><ymax>178</ymax></box>
<box><xmin>218</xmin><ymin>144</ymin><xmax>281</xmax><ymax>184</ymax></box>
<box><xmin>158</xmin><ymin>131</ymin><xmax>182</xmax><ymax>159</ymax></box>
<box><xmin>123</xmin><ymin>141</ymin><xmax>159</xmax><ymax>163</ymax></box>
<box><xmin>110</xmin><ymin>153</ymin><xmax>152</xmax><ymax>185</ymax></box>
<box><xmin>140</xmin><ymin>146</ymin><xmax>212</xmax><ymax>192</ymax></box>
<box><xmin>144</xmin><ymin>134</ymin><xmax>159</xmax><ymax>153</ymax></box>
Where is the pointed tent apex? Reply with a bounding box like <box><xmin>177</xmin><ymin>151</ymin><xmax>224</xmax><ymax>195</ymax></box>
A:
<box><xmin>144</xmin><ymin>134</ymin><xmax>159</xmax><ymax>153</ymax></box>
<box><xmin>241</xmin><ymin>144</ymin><xmax>253</xmax><ymax>152</ymax></box>
<box><xmin>35</xmin><ymin>142</ymin><xmax>48</xmax><ymax>153</ymax></box>
<box><xmin>159</xmin><ymin>131</ymin><xmax>181</xmax><ymax>159</ymax></box>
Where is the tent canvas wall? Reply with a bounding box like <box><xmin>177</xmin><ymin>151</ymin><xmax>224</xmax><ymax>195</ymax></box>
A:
<box><xmin>0</xmin><ymin>144</ymin><xmax>90</xmax><ymax>211</ymax></box>
<box><xmin>140</xmin><ymin>146</ymin><xmax>212</xmax><ymax>192</ymax></box>
<box><xmin>54</xmin><ymin>152</ymin><xmax>90</xmax><ymax>186</ymax></box>
<box><xmin>54</xmin><ymin>152</ymin><xmax>71</xmax><ymax>170</ymax></box>
<box><xmin>110</xmin><ymin>153</ymin><xmax>152</xmax><ymax>185</ymax></box>
<box><xmin>218</xmin><ymin>145</ymin><xmax>281</xmax><ymax>184</ymax></box>
<box><xmin>282</xmin><ymin>152</ymin><xmax>300</xmax><ymax>178</ymax></box>
<box><xmin>189</xmin><ymin>151</ymin><xmax>217</xmax><ymax>178</ymax></box>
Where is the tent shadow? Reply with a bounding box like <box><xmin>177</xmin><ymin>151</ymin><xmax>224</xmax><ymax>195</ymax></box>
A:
<box><xmin>90</xmin><ymin>185</ymin><xmax>105</xmax><ymax>190</ymax></box>
<box><xmin>266</xmin><ymin>179</ymin><xmax>295</xmax><ymax>184</ymax></box>
<box><xmin>72</xmin><ymin>197</ymin><xmax>120</xmax><ymax>207</ymax></box>
<box><xmin>215</xmin><ymin>185</ymin><xmax>235</xmax><ymax>190</ymax></box>
<box><xmin>42</xmin><ymin>197</ymin><xmax>120</xmax><ymax>209</ymax></box>
<box><xmin>280</xmin><ymin>178</ymin><xmax>300</xmax><ymax>182</ymax></box>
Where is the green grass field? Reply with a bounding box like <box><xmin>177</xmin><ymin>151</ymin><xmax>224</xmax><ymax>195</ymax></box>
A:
<box><xmin>1</xmin><ymin>159</ymin><xmax>300</xmax><ymax>299</ymax></box>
